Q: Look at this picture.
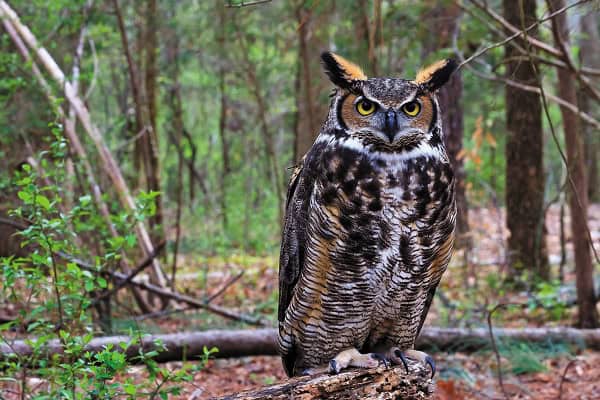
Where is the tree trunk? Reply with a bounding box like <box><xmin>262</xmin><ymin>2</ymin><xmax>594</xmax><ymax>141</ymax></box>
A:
<box><xmin>217</xmin><ymin>1</ymin><xmax>230</xmax><ymax>230</ymax></box>
<box><xmin>503</xmin><ymin>0</ymin><xmax>549</xmax><ymax>283</ymax></box>
<box><xmin>164</xmin><ymin>6</ymin><xmax>185</xmax><ymax>291</ymax></box>
<box><xmin>579</xmin><ymin>10</ymin><xmax>600</xmax><ymax>203</ymax></box>
<box><xmin>548</xmin><ymin>0</ymin><xmax>599</xmax><ymax>328</ymax></box>
<box><xmin>420</xmin><ymin>2</ymin><xmax>470</xmax><ymax>249</ymax></box>
<box><xmin>143</xmin><ymin>0</ymin><xmax>164</xmax><ymax>244</ymax></box>
<box><xmin>293</xmin><ymin>2</ymin><xmax>331</xmax><ymax>163</ymax></box>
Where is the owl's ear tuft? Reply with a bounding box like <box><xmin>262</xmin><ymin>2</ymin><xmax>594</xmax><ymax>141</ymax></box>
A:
<box><xmin>415</xmin><ymin>59</ymin><xmax>458</xmax><ymax>91</ymax></box>
<box><xmin>321</xmin><ymin>52</ymin><xmax>367</xmax><ymax>90</ymax></box>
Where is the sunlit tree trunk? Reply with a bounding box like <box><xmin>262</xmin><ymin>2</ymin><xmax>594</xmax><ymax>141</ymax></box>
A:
<box><xmin>548</xmin><ymin>0</ymin><xmax>598</xmax><ymax>328</ymax></box>
<box><xmin>503</xmin><ymin>0</ymin><xmax>549</xmax><ymax>283</ymax></box>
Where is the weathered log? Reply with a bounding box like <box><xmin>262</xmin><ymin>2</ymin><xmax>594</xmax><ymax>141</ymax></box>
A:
<box><xmin>214</xmin><ymin>363</ymin><xmax>434</xmax><ymax>400</ymax></box>
<box><xmin>0</xmin><ymin>329</ymin><xmax>278</xmax><ymax>364</ymax></box>
<box><xmin>3</xmin><ymin>327</ymin><xmax>600</xmax><ymax>365</ymax></box>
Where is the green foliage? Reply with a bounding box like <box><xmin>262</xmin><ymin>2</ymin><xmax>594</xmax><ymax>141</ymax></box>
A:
<box><xmin>497</xmin><ymin>340</ymin><xmax>571</xmax><ymax>375</ymax></box>
<box><xmin>528</xmin><ymin>280</ymin><xmax>568</xmax><ymax>321</ymax></box>
<box><xmin>0</xmin><ymin>132</ymin><xmax>214</xmax><ymax>398</ymax></box>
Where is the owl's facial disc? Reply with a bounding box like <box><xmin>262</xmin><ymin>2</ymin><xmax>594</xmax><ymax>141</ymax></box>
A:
<box><xmin>340</xmin><ymin>92</ymin><xmax>434</xmax><ymax>147</ymax></box>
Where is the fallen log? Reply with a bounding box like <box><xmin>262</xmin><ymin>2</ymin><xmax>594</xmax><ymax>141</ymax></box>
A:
<box><xmin>3</xmin><ymin>326</ymin><xmax>600</xmax><ymax>364</ymax></box>
<box><xmin>214</xmin><ymin>363</ymin><xmax>434</xmax><ymax>400</ymax></box>
<box><xmin>0</xmin><ymin>329</ymin><xmax>278</xmax><ymax>364</ymax></box>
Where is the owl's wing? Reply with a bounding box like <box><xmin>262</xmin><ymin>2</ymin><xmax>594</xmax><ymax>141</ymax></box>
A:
<box><xmin>415</xmin><ymin>231</ymin><xmax>455</xmax><ymax>338</ymax></box>
<box><xmin>278</xmin><ymin>154</ymin><xmax>311</xmax><ymax>323</ymax></box>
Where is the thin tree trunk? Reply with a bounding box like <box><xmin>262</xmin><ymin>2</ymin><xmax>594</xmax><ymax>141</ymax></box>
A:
<box><xmin>165</xmin><ymin>8</ymin><xmax>184</xmax><ymax>292</ymax></box>
<box><xmin>113</xmin><ymin>0</ymin><xmax>164</xmax><ymax>247</ymax></box>
<box><xmin>143</xmin><ymin>0</ymin><xmax>164</xmax><ymax>244</ymax></box>
<box><xmin>503</xmin><ymin>0</ymin><xmax>549</xmax><ymax>283</ymax></box>
<box><xmin>579</xmin><ymin>10</ymin><xmax>600</xmax><ymax>203</ymax></box>
<box><xmin>548</xmin><ymin>0</ymin><xmax>598</xmax><ymax>328</ymax></box>
<box><xmin>217</xmin><ymin>1</ymin><xmax>230</xmax><ymax>230</ymax></box>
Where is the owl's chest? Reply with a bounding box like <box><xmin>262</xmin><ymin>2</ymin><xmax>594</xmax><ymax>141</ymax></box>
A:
<box><xmin>310</xmin><ymin>146</ymin><xmax>454</xmax><ymax>277</ymax></box>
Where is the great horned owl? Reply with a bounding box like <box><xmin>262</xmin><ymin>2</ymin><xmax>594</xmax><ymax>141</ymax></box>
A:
<box><xmin>278</xmin><ymin>52</ymin><xmax>457</xmax><ymax>377</ymax></box>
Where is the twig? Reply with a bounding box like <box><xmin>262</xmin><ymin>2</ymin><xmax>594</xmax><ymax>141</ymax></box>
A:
<box><xmin>61</xmin><ymin>253</ymin><xmax>269</xmax><ymax>326</ymax></box>
<box><xmin>461</xmin><ymin>0</ymin><xmax>587</xmax><ymax>66</ymax></box>
<box><xmin>455</xmin><ymin>59</ymin><xmax>600</xmax><ymax>130</ymax></box>
<box><xmin>133</xmin><ymin>306</ymin><xmax>194</xmax><ymax>321</ymax></box>
<box><xmin>166</xmin><ymin>128</ymin><xmax>210</xmax><ymax>199</ymax></box>
<box><xmin>91</xmin><ymin>241</ymin><xmax>166</xmax><ymax>306</ymax></box>
<box><xmin>83</xmin><ymin>37</ymin><xmax>98</xmax><ymax>101</ymax></box>
<box><xmin>225</xmin><ymin>0</ymin><xmax>272</xmax><ymax>7</ymax></box>
<box><xmin>487</xmin><ymin>303</ymin><xmax>524</xmax><ymax>399</ymax></box>
<box><xmin>206</xmin><ymin>271</ymin><xmax>244</xmax><ymax>303</ymax></box>
<box><xmin>558</xmin><ymin>358</ymin><xmax>580</xmax><ymax>400</ymax></box>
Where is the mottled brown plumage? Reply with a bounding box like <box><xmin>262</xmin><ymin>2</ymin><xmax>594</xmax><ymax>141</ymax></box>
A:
<box><xmin>278</xmin><ymin>53</ymin><xmax>457</xmax><ymax>377</ymax></box>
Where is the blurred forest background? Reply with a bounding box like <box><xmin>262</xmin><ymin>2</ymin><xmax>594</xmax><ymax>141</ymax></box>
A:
<box><xmin>0</xmin><ymin>0</ymin><xmax>599</xmax><ymax>398</ymax></box>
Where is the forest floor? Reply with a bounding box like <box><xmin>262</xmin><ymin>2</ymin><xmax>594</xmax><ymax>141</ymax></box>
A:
<box><xmin>133</xmin><ymin>204</ymin><xmax>599</xmax><ymax>399</ymax></box>
<box><xmin>1</xmin><ymin>205</ymin><xmax>599</xmax><ymax>399</ymax></box>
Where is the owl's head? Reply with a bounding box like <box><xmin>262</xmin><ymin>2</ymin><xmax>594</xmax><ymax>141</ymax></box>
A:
<box><xmin>321</xmin><ymin>52</ymin><xmax>457</xmax><ymax>151</ymax></box>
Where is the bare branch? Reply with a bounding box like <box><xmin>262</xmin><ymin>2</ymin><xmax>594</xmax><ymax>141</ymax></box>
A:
<box><xmin>458</xmin><ymin>0</ymin><xmax>600</xmax><ymax>78</ymax></box>
<box><xmin>455</xmin><ymin>59</ymin><xmax>600</xmax><ymax>130</ymax></box>
<box><xmin>225</xmin><ymin>0</ymin><xmax>272</xmax><ymax>7</ymax></box>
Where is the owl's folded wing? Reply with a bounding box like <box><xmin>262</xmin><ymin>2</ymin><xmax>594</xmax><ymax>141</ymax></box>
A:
<box><xmin>278</xmin><ymin>155</ymin><xmax>311</xmax><ymax>323</ymax></box>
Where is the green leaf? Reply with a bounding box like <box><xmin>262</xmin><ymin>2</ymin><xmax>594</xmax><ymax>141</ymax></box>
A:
<box><xmin>35</xmin><ymin>194</ymin><xmax>51</xmax><ymax>210</ymax></box>
<box><xmin>17</xmin><ymin>190</ymin><xmax>32</xmax><ymax>203</ymax></box>
<box><xmin>97</xmin><ymin>276</ymin><xmax>108</xmax><ymax>289</ymax></box>
<box><xmin>123</xmin><ymin>383</ymin><xmax>136</xmax><ymax>395</ymax></box>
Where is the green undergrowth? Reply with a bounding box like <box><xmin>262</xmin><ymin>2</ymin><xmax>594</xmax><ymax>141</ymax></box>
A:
<box><xmin>0</xmin><ymin>130</ymin><xmax>216</xmax><ymax>399</ymax></box>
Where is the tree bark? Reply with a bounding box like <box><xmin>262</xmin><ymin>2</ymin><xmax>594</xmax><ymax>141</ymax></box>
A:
<box><xmin>164</xmin><ymin>7</ymin><xmax>185</xmax><ymax>291</ymax></box>
<box><xmin>579</xmin><ymin>10</ymin><xmax>600</xmax><ymax>203</ymax></box>
<box><xmin>420</xmin><ymin>2</ymin><xmax>470</xmax><ymax>248</ymax></box>
<box><xmin>143</xmin><ymin>0</ymin><xmax>164</xmax><ymax>244</ymax></box>
<box><xmin>216</xmin><ymin>364</ymin><xmax>433</xmax><ymax>400</ymax></box>
<box><xmin>548</xmin><ymin>0</ymin><xmax>599</xmax><ymax>328</ymax></box>
<box><xmin>293</xmin><ymin>2</ymin><xmax>331</xmax><ymax>163</ymax></box>
<box><xmin>217</xmin><ymin>1</ymin><xmax>230</xmax><ymax>230</ymax></box>
<box><xmin>503</xmin><ymin>0</ymin><xmax>549</xmax><ymax>282</ymax></box>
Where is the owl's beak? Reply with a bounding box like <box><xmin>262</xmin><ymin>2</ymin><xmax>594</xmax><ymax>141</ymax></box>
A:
<box><xmin>383</xmin><ymin>109</ymin><xmax>399</xmax><ymax>142</ymax></box>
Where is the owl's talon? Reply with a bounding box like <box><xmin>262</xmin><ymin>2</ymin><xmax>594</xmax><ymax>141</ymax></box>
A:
<box><xmin>329</xmin><ymin>359</ymin><xmax>341</xmax><ymax>375</ymax></box>
<box><xmin>390</xmin><ymin>349</ymin><xmax>436</xmax><ymax>378</ymax></box>
<box><xmin>370</xmin><ymin>353</ymin><xmax>390</xmax><ymax>369</ymax></box>
<box><xmin>390</xmin><ymin>348</ymin><xmax>410</xmax><ymax>373</ymax></box>
<box><xmin>424</xmin><ymin>355</ymin><xmax>436</xmax><ymax>378</ymax></box>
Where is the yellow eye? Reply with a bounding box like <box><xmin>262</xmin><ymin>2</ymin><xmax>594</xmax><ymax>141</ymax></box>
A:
<box><xmin>402</xmin><ymin>101</ymin><xmax>421</xmax><ymax>117</ymax></box>
<box><xmin>356</xmin><ymin>99</ymin><xmax>376</xmax><ymax>116</ymax></box>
